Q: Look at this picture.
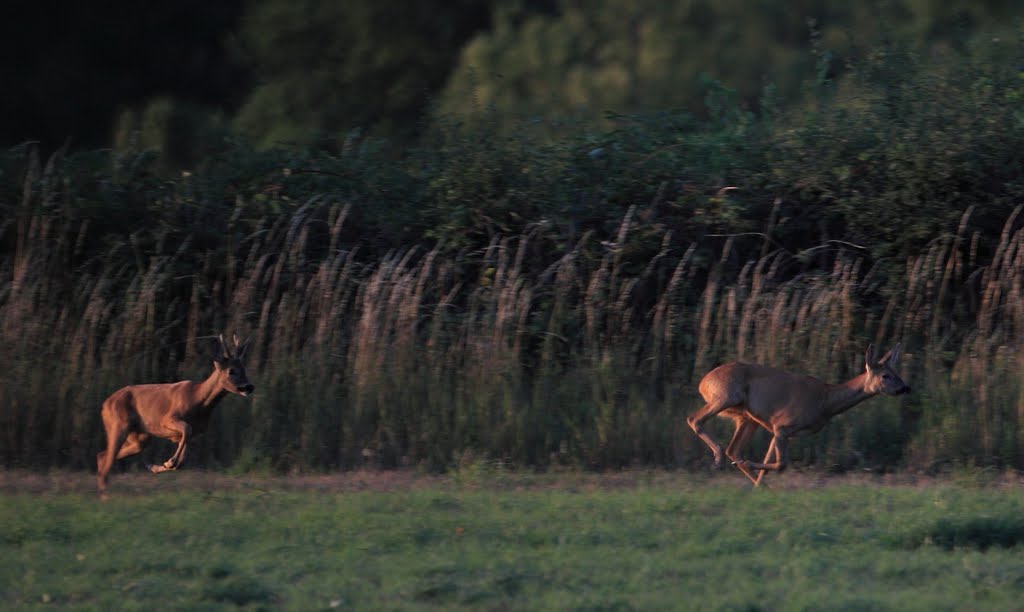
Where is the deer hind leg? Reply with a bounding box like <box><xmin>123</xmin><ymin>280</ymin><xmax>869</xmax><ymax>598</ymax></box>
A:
<box><xmin>98</xmin><ymin>433</ymin><xmax>150</xmax><ymax>489</ymax></box>
<box><xmin>116</xmin><ymin>432</ymin><xmax>149</xmax><ymax>459</ymax></box>
<box><xmin>97</xmin><ymin>405</ymin><xmax>130</xmax><ymax>499</ymax></box>
<box><xmin>687</xmin><ymin>400</ymin><xmax>740</xmax><ymax>468</ymax></box>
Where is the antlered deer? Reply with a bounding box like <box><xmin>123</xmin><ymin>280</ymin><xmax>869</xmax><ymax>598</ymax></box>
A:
<box><xmin>688</xmin><ymin>344</ymin><xmax>909</xmax><ymax>486</ymax></box>
<box><xmin>96</xmin><ymin>334</ymin><xmax>254</xmax><ymax>497</ymax></box>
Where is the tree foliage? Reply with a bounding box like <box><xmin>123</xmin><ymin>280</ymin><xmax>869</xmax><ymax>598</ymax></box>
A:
<box><xmin>438</xmin><ymin>0</ymin><xmax>1024</xmax><ymax>128</ymax></box>
<box><xmin>4</xmin><ymin>1</ymin><xmax>1024</xmax><ymax>152</ymax></box>
<box><xmin>231</xmin><ymin>0</ymin><xmax>491</xmax><ymax>147</ymax></box>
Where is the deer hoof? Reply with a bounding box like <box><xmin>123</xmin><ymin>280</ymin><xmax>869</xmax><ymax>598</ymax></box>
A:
<box><xmin>163</xmin><ymin>460</ymin><xmax>176</xmax><ymax>470</ymax></box>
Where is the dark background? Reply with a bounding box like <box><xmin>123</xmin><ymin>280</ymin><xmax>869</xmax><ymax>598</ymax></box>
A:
<box><xmin>3</xmin><ymin>1</ymin><xmax>1018</xmax><ymax>154</ymax></box>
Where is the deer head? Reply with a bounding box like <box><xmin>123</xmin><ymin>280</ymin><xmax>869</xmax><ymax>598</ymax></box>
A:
<box><xmin>864</xmin><ymin>343</ymin><xmax>910</xmax><ymax>396</ymax></box>
<box><xmin>214</xmin><ymin>334</ymin><xmax>255</xmax><ymax>397</ymax></box>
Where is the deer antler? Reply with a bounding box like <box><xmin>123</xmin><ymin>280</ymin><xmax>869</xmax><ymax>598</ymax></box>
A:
<box><xmin>218</xmin><ymin>333</ymin><xmax>232</xmax><ymax>359</ymax></box>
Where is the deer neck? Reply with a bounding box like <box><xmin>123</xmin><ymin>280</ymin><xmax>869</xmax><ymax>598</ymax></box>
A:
<box><xmin>192</xmin><ymin>370</ymin><xmax>228</xmax><ymax>408</ymax></box>
<box><xmin>823</xmin><ymin>372</ymin><xmax>876</xmax><ymax>418</ymax></box>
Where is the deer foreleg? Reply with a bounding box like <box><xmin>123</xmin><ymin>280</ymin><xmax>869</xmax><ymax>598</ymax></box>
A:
<box><xmin>725</xmin><ymin>419</ymin><xmax>760</xmax><ymax>484</ymax></box>
<box><xmin>151</xmin><ymin>420</ymin><xmax>191</xmax><ymax>473</ymax></box>
<box><xmin>752</xmin><ymin>437</ymin><xmax>778</xmax><ymax>487</ymax></box>
<box><xmin>738</xmin><ymin>431</ymin><xmax>789</xmax><ymax>474</ymax></box>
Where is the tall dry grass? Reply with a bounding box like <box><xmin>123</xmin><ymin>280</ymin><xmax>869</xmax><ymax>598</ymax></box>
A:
<box><xmin>1</xmin><ymin>156</ymin><xmax>1022</xmax><ymax>473</ymax></box>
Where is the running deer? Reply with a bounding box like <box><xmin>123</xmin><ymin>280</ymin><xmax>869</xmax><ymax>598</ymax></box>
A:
<box><xmin>96</xmin><ymin>334</ymin><xmax>255</xmax><ymax>498</ymax></box>
<box><xmin>688</xmin><ymin>344</ymin><xmax>910</xmax><ymax>486</ymax></box>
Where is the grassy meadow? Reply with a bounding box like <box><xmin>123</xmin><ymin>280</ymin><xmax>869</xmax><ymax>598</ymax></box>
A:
<box><xmin>3</xmin><ymin>470</ymin><xmax>1024</xmax><ymax>610</ymax></box>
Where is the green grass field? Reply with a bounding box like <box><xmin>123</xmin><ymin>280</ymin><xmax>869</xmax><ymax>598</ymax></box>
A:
<box><xmin>2</xmin><ymin>470</ymin><xmax>1024</xmax><ymax>610</ymax></box>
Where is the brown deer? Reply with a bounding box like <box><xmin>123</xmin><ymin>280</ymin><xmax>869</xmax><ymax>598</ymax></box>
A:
<box><xmin>96</xmin><ymin>334</ymin><xmax>255</xmax><ymax>498</ymax></box>
<box><xmin>688</xmin><ymin>344</ymin><xmax>909</xmax><ymax>486</ymax></box>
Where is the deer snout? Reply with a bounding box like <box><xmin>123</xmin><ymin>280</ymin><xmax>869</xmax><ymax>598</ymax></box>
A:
<box><xmin>238</xmin><ymin>384</ymin><xmax>255</xmax><ymax>396</ymax></box>
<box><xmin>891</xmin><ymin>383</ymin><xmax>911</xmax><ymax>395</ymax></box>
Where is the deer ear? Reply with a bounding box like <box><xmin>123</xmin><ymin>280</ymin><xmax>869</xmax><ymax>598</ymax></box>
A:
<box><xmin>879</xmin><ymin>343</ymin><xmax>902</xmax><ymax>366</ymax></box>
<box><xmin>865</xmin><ymin>344</ymin><xmax>877</xmax><ymax>369</ymax></box>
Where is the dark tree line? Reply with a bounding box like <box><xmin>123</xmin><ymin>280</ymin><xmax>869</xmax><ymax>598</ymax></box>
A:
<box><xmin>0</xmin><ymin>1</ymin><xmax>245</xmax><ymax>148</ymax></box>
<box><xmin>3</xmin><ymin>1</ymin><xmax>1022</xmax><ymax>154</ymax></box>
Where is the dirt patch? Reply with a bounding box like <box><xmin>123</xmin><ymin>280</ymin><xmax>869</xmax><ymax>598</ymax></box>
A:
<box><xmin>0</xmin><ymin>469</ymin><xmax>447</xmax><ymax>496</ymax></box>
<box><xmin>2</xmin><ymin>467</ymin><xmax>1022</xmax><ymax>496</ymax></box>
